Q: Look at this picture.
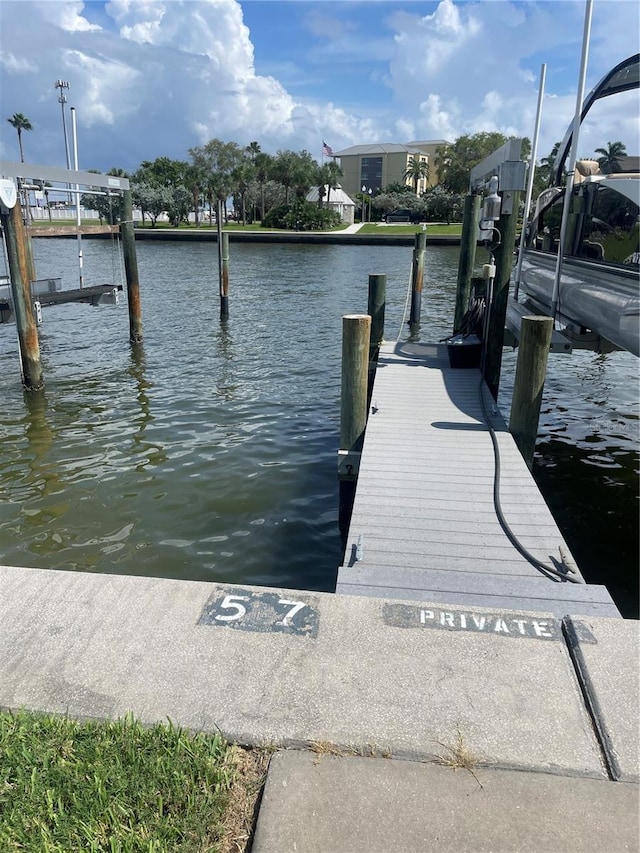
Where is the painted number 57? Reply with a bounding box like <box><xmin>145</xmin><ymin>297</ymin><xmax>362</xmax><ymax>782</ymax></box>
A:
<box><xmin>213</xmin><ymin>594</ymin><xmax>307</xmax><ymax>625</ymax></box>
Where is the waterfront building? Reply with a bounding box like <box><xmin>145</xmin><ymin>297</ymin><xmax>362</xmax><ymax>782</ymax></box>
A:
<box><xmin>333</xmin><ymin>140</ymin><xmax>449</xmax><ymax>200</ymax></box>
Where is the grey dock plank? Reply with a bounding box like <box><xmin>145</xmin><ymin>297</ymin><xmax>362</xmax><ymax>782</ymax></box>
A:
<box><xmin>336</xmin><ymin>566</ymin><xmax>621</xmax><ymax>619</ymax></box>
<box><xmin>337</xmin><ymin>341</ymin><xmax>619</xmax><ymax>617</ymax></box>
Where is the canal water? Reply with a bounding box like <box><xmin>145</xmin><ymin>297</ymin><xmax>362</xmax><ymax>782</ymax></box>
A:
<box><xmin>0</xmin><ymin>238</ymin><xmax>637</xmax><ymax>617</ymax></box>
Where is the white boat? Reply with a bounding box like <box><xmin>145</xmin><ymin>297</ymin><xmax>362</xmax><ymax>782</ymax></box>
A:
<box><xmin>518</xmin><ymin>53</ymin><xmax>639</xmax><ymax>356</ymax></box>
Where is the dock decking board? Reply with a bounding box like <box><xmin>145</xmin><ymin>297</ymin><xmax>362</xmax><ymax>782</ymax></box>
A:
<box><xmin>336</xmin><ymin>341</ymin><xmax>620</xmax><ymax>618</ymax></box>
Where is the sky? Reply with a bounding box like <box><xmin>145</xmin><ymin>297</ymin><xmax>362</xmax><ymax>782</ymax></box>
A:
<box><xmin>0</xmin><ymin>0</ymin><xmax>638</xmax><ymax>175</ymax></box>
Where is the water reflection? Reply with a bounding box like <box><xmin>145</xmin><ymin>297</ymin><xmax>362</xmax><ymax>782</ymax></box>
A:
<box><xmin>215</xmin><ymin>319</ymin><xmax>237</xmax><ymax>402</ymax></box>
<box><xmin>128</xmin><ymin>344</ymin><xmax>152</xmax><ymax>440</ymax></box>
<box><xmin>23</xmin><ymin>387</ymin><xmax>53</xmax><ymax>467</ymax></box>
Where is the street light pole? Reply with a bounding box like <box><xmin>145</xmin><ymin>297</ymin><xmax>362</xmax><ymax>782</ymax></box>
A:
<box><xmin>55</xmin><ymin>80</ymin><xmax>71</xmax><ymax>205</ymax></box>
<box><xmin>361</xmin><ymin>185</ymin><xmax>366</xmax><ymax>223</ymax></box>
<box><xmin>54</xmin><ymin>80</ymin><xmax>71</xmax><ymax>169</ymax></box>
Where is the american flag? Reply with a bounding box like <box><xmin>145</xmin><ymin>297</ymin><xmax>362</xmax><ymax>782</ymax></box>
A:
<box><xmin>322</xmin><ymin>140</ymin><xmax>334</xmax><ymax>157</ymax></box>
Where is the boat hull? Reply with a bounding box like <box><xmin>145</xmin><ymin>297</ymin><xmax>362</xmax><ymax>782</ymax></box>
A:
<box><xmin>518</xmin><ymin>250</ymin><xmax>640</xmax><ymax>356</ymax></box>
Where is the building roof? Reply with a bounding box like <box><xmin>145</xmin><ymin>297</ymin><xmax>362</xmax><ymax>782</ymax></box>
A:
<box><xmin>333</xmin><ymin>143</ymin><xmax>420</xmax><ymax>157</ymax></box>
<box><xmin>334</xmin><ymin>140</ymin><xmax>450</xmax><ymax>157</ymax></box>
<box><xmin>305</xmin><ymin>185</ymin><xmax>356</xmax><ymax>205</ymax></box>
<box><xmin>405</xmin><ymin>139</ymin><xmax>451</xmax><ymax>148</ymax></box>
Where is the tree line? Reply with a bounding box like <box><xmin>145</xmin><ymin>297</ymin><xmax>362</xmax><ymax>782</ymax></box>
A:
<box><xmin>89</xmin><ymin>142</ymin><xmax>346</xmax><ymax>229</ymax></box>
<box><xmin>5</xmin><ymin>112</ymin><xmax>630</xmax><ymax>230</ymax></box>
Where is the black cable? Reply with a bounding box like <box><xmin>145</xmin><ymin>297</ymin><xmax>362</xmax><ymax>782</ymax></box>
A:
<box><xmin>442</xmin><ymin>296</ymin><xmax>485</xmax><ymax>342</ymax></box>
<box><xmin>477</xmin><ymin>355</ymin><xmax>582</xmax><ymax>584</ymax></box>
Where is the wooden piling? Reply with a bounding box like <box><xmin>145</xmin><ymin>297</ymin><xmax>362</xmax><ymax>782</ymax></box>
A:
<box><xmin>215</xmin><ymin>199</ymin><xmax>229</xmax><ymax>319</ymax></box>
<box><xmin>409</xmin><ymin>231</ymin><xmax>426</xmax><ymax>330</ymax></box>
<box><xmin>341</xmin><ymin>314</ymin><xmax>371</xmax><ymax>453</ymax></box>
<box><xmin>453</xmin><ymin>191</ymin><xmax>482</xmax><ymax>331</ymax></box>
<box><xmin>120</xmin><ymin>189</ymin><xmax>143</xmax><ymax>344</ymax></box>
<box><xmin>339</xmin><ymin>313</ymin><xmax>371</xmax><ymax>536</ymax></box>
<box><xmin>482</xmin><ymin>190</ymin><xmax>520</xmax><ymax>399</ymax></box>
<box><xmin>509</xmin><ymin>315</ymin><xmax>553</xmax><ymax>468</ymax></box>
<box><xmin>221</xmin><ymin>231</ymin><xmax>229</xmax><ymax>319</ymax></box>
<box><xmin>367</xmin><ymin>274</ymin><xmax>386</xmax><ymax>362</ymax></box>
<box><xmin>1</xmin><ymin>199</ymin><xmax>43</xmax><ymax>390</ymax></box>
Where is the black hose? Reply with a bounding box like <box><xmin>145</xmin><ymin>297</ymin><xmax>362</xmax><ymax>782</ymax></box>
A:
<box><xmin>478</xmin><ymin>378</ymin><xmax>582</xmax><ymax>583</ymax></box>
<box><xmin>442</xmin><ymin>296</ymin><xmax>485</xmax><ymax>342</ymax></box>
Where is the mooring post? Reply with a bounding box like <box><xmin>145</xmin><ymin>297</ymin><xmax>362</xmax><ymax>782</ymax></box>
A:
<box><xmin>1</xmin><ymin>198</ymin><xmax>43</xmax><ymax>390</ymax></box>
<box><xmin>482</xmin><ymin>190</ymin><xmax>520</xmax><ymax>399</ymax></box>
<box><xmin>453</xmin><ymin>191</ymin><xmax>482</xmax><ymax>331</ymax></box>
<box><xmin>367</xmin><ymin>273</ymin><xmax>386</xmax><ymax>404</ymax></box>
<box><xmin>120</xmin><ymin>189</ymin><xmax>143</xmax><ymax>344</ymax></box>
<box><xmin>23</xmin><ymin>214</ymin><xmax>37</xmax><ymax>286</ymax></box>
<box><xmin>220</xmin><ymin>230</ymin><xmax>229</xmax><ymax>319</ymax></box>
<box><xmin>339</xmin><ymin>314</ymin><xmax>371</xmax><ymax>535</ymax></box>
<box><xmin>367</xmin><ymin>273</ymin><xmax>386</xmax><ymax>363</ymax></box>
<box><xmin>509</xmin><ymin>315</ymin><xmax>553</xmax><ymax>469</ymax></box>
<box><xmin>409</xmin><ymin>230</ymin><xmax>427</xmax><ymax>331</ymax></box>
<box><xmin>216</xmin><ymin>199</ymin><xmax>229</xmax><ymax>319</ymax></box>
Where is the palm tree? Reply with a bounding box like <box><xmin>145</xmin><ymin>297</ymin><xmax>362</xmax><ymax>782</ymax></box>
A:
<box><xmin>184</xmin><ymin>164</ymin><xmax>203</xmax><ymax>226</ymax></box>
<box><xmin>254</xmin><ymin>152</ymin><xmax>272</xmax><ymax>221</ymax></box>
<box><xmin>245</xmin><ymin>141</ymin><xmax>261</xmax><ymax>161</ymax></box>
<box><xmin>403</xmin><ymin>155</ymin><xmax>430</xmax><ymax>193</ymax></box>
<box><xmin>231</xmin><ymin>163</ymin><xmax>253</xmax><ymax>224</ymax></box>
<box><xmin>8</xmin><ymin>113</ymin><xmax>32</xmax><ymax>163</ymax></box>
<box><xmin>326</xmin><ymin>160</ymin><xmax>343</xmax><ymax>206</ymax></box>
<box><xmin>594</xmin><ymin>140</ymin><xmax>627</xmax><ymax>174</ymax></box>
<box><xmin>315</xmin><ymin>163</ymin><xmax>331</xmax><ymax>208</ymax></box>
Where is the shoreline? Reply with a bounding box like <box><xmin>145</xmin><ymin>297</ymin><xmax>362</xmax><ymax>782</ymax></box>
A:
<box><xmin>31</xmin><ymin>226</ymin><xmax>462</xmax><ymax>247</ymax></box>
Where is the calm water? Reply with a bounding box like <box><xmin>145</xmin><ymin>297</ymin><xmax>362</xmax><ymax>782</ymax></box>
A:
<box><xmin>0</xmin><ymin>238</ymin><xmax>637</xmax><ymax>616</ymax></box>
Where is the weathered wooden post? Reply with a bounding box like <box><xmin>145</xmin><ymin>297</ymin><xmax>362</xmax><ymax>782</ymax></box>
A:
<box><xmin>453</xmin><ymin>191</ymin><xmax>482</xmax><ymax>331</ymax></box>
<box><xmin>367</xmin><ymin>273</ymin><xmax>386</xmax><ymax>363</ymax></box>
<box><xmin>0</xmin><ymin>194</ymin><xmax>43</xmax><ymax>390</ymax></box>
<box><xmin>120</xmin><ymin>189</ymin><xmax>143</xmax><ymax>344</ymax></box>
<box><xmin>509</xmin><ymin>315</ymin><xmax>553</xmax><ymax>468</ymax></box>
<box><xmin>483</xmin><ymin>189</ymin><xmax>520</xmax><ymax>399</ymax></box>
<box><xmin>215</xmin><ymin>199</ymin><xmax>229</xmax><ymax>319</ymax></box>
<box><xmin>221</xmin><ymin>231</ymin><xmax>230</xmax><ymax>319</ymax></box>
<box><xmin>408</xmin><ymin>230</ymin><xmax>426</xmax><ymax>331</ymax></box>
<box><xmin>367</xmin><ymin>273</ymin><xmax>386</xmax><ymax>404</ymax></box>
<box><xmin>339</xmin><ymin>314</ymin><xmax>371</xmax><ymax>535</ymax></box>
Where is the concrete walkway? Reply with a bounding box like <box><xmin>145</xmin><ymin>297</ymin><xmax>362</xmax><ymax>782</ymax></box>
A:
<box><xmin>253</xmin><ymin>751</ymin><xmax>639</xmax><ymax>852</ymax></box>
<box><xmin>334</xmin><ymin>222</ymin><xmax>364</xmax><ymax>234</ymax></box>
<box><xmin>1</xmin><ymin>565</ymin><xmax>638</xmax><ymax>850</ymax></box>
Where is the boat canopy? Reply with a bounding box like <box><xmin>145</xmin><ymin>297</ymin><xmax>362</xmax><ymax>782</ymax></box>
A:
<box><xmin>553</xmin><ymin>53</ymin><xmax>639</xmax><ymax>185</ymax></box>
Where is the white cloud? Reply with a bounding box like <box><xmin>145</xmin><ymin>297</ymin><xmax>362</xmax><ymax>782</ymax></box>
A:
<box><xmin>417</xmin><ymin>94</ymin><xmax>458</xmax><ymax>142</ymax></box>
<box><xmin>384</xmin><ymin>0</ymin><xmax>639</xmax><ymax>159</ymax></box>
<box><xmin>0</xmin><ymin>0</ymin><xmax>636</xmax><ymax>171</ymax></box>
<box><xmin>39</xmin><ymin>0</ymin><xmax>102</xmax><ymax>32</ymax></box>
<box><xmin>0</xmin><ymin>52</ymin><xmax>38</xmax><ymax>74</ymax></box>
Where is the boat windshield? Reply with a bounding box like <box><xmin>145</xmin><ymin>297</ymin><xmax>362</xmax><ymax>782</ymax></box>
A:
<box><xmin>527</xmin><ymin>179</ymin><xmax>640</xmax><ymax>268</ymax></box>
<box><xmin>553</xmin><ymin>54</ymin><xmax>640</xmax><ymax>184</ymax></box>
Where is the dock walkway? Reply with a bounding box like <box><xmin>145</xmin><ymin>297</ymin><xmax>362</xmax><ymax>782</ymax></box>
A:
<box><xmin>337</xmin><ymin>341</ymin><xmax>619</xmax><ymax>618</ymax></box>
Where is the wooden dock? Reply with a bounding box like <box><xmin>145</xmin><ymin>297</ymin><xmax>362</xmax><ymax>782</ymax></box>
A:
<box><xmin>336</xmin><ymin>341</ymin><xmax>620</xmax><ymax>618</ymax></box>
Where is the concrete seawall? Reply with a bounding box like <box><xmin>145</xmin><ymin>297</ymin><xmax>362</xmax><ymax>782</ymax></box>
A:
<box><xmin>1</xmin><ymin>564</ymin><xmax>637</xmax><ymax>782</ymax></box>
<box><xmin>31</xmin><ymin>227</ymin><xmax>461</xmax><ymax>247</ymax></box>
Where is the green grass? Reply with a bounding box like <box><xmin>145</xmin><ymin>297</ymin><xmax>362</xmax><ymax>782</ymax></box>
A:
<box><xmin>38</xmin><ymin>220</ymin><xmax>462</xmax><ymax>236</ymax></box>
<box><xmin>0</xmin><ymin>710</ymin><xmax>254</xmax><ymax>852</ymax></box>
<box><xmin>357</xmin><ymin>223</ymin><xmax>462</xmax><ymax>236</ymax></box>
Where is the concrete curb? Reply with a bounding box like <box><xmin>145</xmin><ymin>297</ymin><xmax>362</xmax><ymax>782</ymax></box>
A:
<box><xmin>252</xmin><ymin>750</ymin><xmax>640</xmax><ymax>853</ymax></box>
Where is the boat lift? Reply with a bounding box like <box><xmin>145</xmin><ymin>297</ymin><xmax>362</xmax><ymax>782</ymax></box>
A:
<box><xmin>0</xmin><ymin>161</ymin><xmax>142</xmax><ymax>389</ymax></box>
<box><xmin>0</xmin><ymin>160</ymin><xmax>130</xmax><ymax>324</ymax></box>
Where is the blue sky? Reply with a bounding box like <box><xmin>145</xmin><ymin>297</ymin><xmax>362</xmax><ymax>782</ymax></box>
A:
<box><xmin>1</xmin><ymin>0</ymin><xmax>638</xmax><ymax>174</ymax></box>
